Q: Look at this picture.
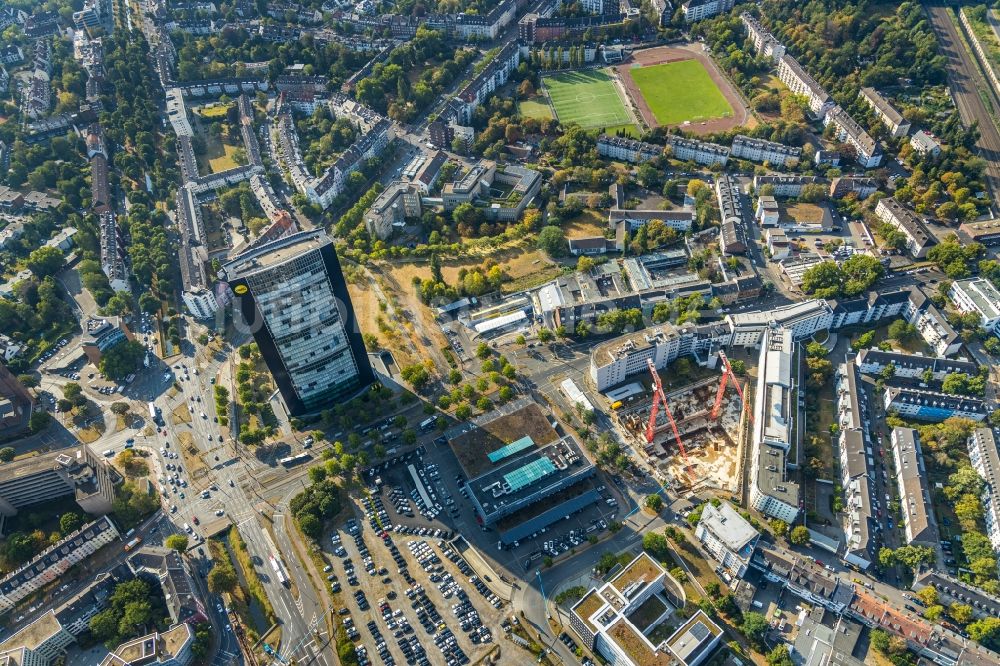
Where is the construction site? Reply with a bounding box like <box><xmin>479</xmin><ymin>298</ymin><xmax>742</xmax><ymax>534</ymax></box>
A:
<box><xmin>611</xmin><ymin>355</ymin><xmax>752</xmax><ymax>494</ymax></box>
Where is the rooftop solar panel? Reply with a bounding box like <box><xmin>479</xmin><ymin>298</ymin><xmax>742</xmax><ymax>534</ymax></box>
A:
<box><xmin>504</xmin><ymin>457</ymin><xmax>556</xmax><ymax>492</ymax></box>
<box><xmin>487</xmin><ymin>435</ymin><xmax>535</xmax><ymax>463</ymax></box>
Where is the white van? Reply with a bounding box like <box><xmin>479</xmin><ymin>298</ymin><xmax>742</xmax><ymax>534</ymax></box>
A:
<box><xmin>183</xmin><ymin>523</ymin><xmax>192</xmax><ymax>533</ymax></box>
<box><xmin>103</xmin><ymin>449</ymin><xmax>114</xmax><ymax>457</ymax></box>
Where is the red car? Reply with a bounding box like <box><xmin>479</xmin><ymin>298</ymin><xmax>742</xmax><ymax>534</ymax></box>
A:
<box><xmin>192</xmin><ymin>516</ymin><xmax>200</xmax><ymax>526</ymax></box>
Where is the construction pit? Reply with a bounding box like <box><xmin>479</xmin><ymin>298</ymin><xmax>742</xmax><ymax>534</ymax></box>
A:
<box><xmin>613</xmin><ymin>375</ymin><xmax>747</xmax><ymax>493</ymax></box>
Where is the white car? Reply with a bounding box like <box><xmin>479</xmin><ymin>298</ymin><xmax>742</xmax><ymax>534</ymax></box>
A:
<box><xmin>215</xmin><ymin>509</ymin><xmax>225</xmax><ymax>516</ymax></box>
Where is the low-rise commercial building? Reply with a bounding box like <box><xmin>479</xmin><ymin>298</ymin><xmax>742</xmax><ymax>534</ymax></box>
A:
<box><xmin>695</xmin><ymin>502</ymin><xmax>759</xmax><ymax>581</ymax></box>
<box><xmin>80</xmin><ymin>316</ymin><xmax>133</xmax><ymax>364</ymax></box>
<box><xmin>873</xmin><ymin>197</ymin><xmax>936</xmax><ymax>258</ymax></box>
<box><xmin>571</xmin><ymin>553</ymin><xmax>719</xmax><ymax>666</ymax></box>
<box><xmin>889</xmin><ymin>428</ymin><xmax>939</xmax><ymax>546</ymax></box>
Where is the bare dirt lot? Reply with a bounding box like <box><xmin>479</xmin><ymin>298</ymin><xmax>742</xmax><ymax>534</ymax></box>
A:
<box><xmin>615</xmin><ymin>44</ymin><xmax>752</xmax><ymax>135</ymax></box>
<box><xmin>448</xmin><ymin>403</ymin><xmax>558</xmax><ymax>478</ymax></box>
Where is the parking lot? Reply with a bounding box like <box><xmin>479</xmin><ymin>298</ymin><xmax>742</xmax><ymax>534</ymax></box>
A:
<box><xmin>324</xmin><ymin>507</ymin><xmax>503</xmax><ymax>666</ymax></box>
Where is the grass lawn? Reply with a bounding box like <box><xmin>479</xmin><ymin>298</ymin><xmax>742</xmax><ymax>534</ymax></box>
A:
<box><xmin>518</xmin><ymin>98</ymin><xmax>553</xmax><ymax>120</ymax></box>
<box><xmin>207</xmin><ymin>143</ymin><xmax>243</xmax><ymax>173</ymax></box>
<box><xmin>630</xmin><ymin>60</ymin><xmax>733</xmax><ymax>126</ymax></box>
<box><xmin>543</xmin><ymin>69</ymin><xmax>632</xmax><ymax>129</ymax></box>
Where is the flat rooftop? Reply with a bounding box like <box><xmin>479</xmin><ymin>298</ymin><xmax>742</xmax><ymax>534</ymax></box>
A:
<box><xmin>448</xmin><ymin>402</ymin><xmax>557</xmax><ymax>478</ymax></box>
<box><xmin>573</xmin><ymin>589</ymin><xmax>605</xmax><ymax>632</ymax></box>
<box><xmin>0</xmin><ymin>611</ymin><xmax>61</xmax><ymax>652</ymax></box>
<box><xmin>609</xmin><ymin>552</ymin><xmax>663</xmax><ymax>597</ymax></box>
<box><xmin>468</xmin><ymin>436</ymin><xmax>593</xmax><ymax>518</ymax></box>
<box><xmin>222</xmin><ymin>229</ymin><xmax>331</xmax><ymax>277</ymax></box>
<box><xmin>665</xmin><ymin>611</ymin><xmax>723</xmax><ymax>665</ymax></box>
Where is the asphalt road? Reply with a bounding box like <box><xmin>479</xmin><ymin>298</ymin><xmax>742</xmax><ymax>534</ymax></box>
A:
<box><xmin>925</xmin><ymin>2</ymin><xmax>1000</xmax><ymax>205</ymax></box>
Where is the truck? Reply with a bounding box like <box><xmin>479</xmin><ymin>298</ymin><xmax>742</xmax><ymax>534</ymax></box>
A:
<box><xmin>270</xmin><ymin>555</ymin><xmax>289</xmax><ymax>587</ymax></box>
<box><xmin>124</xmin><ymin>536</ymin><xmax>143</xmax><ymax>552</ymax></box>
<box><xmin>148</xmin><ymin>402</ymin><xmax>161</xmax><ymax>425</ymax></box>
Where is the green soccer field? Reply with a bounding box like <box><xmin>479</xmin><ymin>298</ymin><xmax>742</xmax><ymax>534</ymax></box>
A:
<box><xmin>542</xmin><ymin>69</ymin><xmax>632</xmax><ymax>129</ymax></box>
<box><xmin>630</xmin><ymin>60</ymin><xmax>733</xmax><ymax>126</ymax></box>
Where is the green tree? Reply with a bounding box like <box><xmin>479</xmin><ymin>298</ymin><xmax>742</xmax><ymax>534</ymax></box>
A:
<box><xmin>29</xmin><ymin>410</ymin><xmax>52</xmax><ymax>433</ymax></box>
<box><xmin>207</xmin><ymin>566</ymin><xmax>238</xmax><ymax>594</ymax></box>
<box><xmin>741</xmin><ymin>612</ymin><xmax>770</xmax><ymax>649</ymax></box>
<box><xmin>59</xmin><ymin>512</ymin><xmax>85</xmax><ymax>534</ymax></box>
<box><xmin>0</xmin><ymin>446</ymin><xmax>15</xmax><ymax>462</ymax></box>
<box><xmin>645</xmin><ymin>494</ymin><xmax>663</xmax><ymax>513</ymax></box>
<box><xmin>26</xmin><ymin>245</ymin><xmax>65</xmax><ymax>277</ymax></box>
<box><xmin>766</xmin><ymin>644</ymin><xmax>793</xmax><ymax>666</ymax></box>
<box><xmin>536</xmin><ymin>225</ymin><xmax>567</xmax><ymax>257</ymax></box>
<box><xmin>789</xmin><ymin>525</ymin><xmax>810</xmax><ymax>545</ymax></box>
<box><xmin>165</xmin><ymin>534</ymin><xmax>189</xmax><ymax>552</ymax></box>
<box><xmin>99</xmin><ymin>341</ymin><xmax>146</xmax><ymax>381</ymax></box>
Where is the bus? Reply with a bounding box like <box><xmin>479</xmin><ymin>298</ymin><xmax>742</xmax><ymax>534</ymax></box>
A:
<box><xmin>277</xmin><ymin>452</ymin><xmax>310</xmax><ymax>468</ymax></box>
<box><xmin>419</xmin><ymin>417</ymin><xmax>436</xmax><ymax>432</ymax></box>
<box><xmin>148</xmin><ymin>402</ymin><xmax>161</xmax><ymax>425</ymax></box>
<box><xmin>124</xmin><ymin>536</ymin><xmax>143</xmax><ymax>552</ymax></box>
<box><xmin>269</xmin><ymin>555</ymin><xmax>289</xmax><ymax>587</ymax></box>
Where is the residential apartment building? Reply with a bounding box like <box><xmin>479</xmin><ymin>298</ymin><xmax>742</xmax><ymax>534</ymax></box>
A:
<box><xmin>181</xmin><ymin>288</ymin><xmax>220</xmax><ymax>321</ymax></box>
<box><xmin>99</xmin><ymin>624</ymin><xmax>194</xmax><ymax>666</ymax></box>
<box><xmin>571</xmin><ymin>553</ymin><xmax>720</xmax><ymax>666</ymax></box>
<box><xmin>667</xmin><ymin>135</ymin><xmax>729</xmax><ymax>166</ymax></box>
<box><xmin>451</xmin><ymin>41</ymin><xmax>520</xmax><ymax>124</ymax></box>
<box><xmin>726</xmin><ymin>300</ymin><xmax>834</xmax><ymax>346</ymax></box>
<box><xmin>873</xmin><ymin>197</ymin><xmax>936</xmax><ymax>258</ymax></box>
<box><xmin>730</xmin><ymin>135</ymin><xmax>800</xmax><ymax>167</ymax></box>
<box><xmin>834</xmin><ymin>361</ymin><xmax>876</xmax><ymax>569</ymax></box>
<box><xmin>884</xmin><ymin>386</ymin><xmax>986</xmax><ymax>422</ymax></box>
<box><xmin>958</xmin><ymin>218</ymin><xmax>1000</xmax><ymax>246</ymax></box>
<box><xmin>967</xmin><ymin>428</ymin><xmax>1000</xmax><ymax>553</ymax></box>
<box><xmin>682</xmin><ymin>0</ymin><xmax>735</xmax><ymax>23</ymax></box>
<box><xmin>365</xmin><ymin>182</ymin><xmax>422</xmax><ymax>240</ymax></box>
<box><xmin>222</xmin><ymin>230</ymin><xmax>374</xmax><ymax>415</ymax></box>
<box><xmin>856</xmin><ymin>349</ymin><xmax>977</xmax><ymax>381</ymax></box>
<box><xmin>0</xmin><ymin>611</ymin><xmax>75</xmax><ymax>665</ymax></box>
<box><xmin>748</xmin><ymin>327</ymin><xmax>800</xmax><ymax>523</ymax></box>
<box><xmin>889</xmin><ymin>428</ymin><xmax>939</xmax><ymax>546</ymax></box>
<box><xmin>829</xmin><ymin>177</ymin><xmax>877</xmax><ymax>200</ymax></box>
<box><xmin>823</xmin><ymin>105</ymin><xmax>882</xmax><ymax>168</ymax></box>
<box><xmin>695</xmin><ymin>501</ymin><xmax>759</xmax><ymax>581</ymax></box>
<box><xmin>741</xmin><ymin>12</ymin><xmax>785</xmax><ymax>61</ymax></box>
<box><xmin>949</xmin><ymin>278</ymin><xmax>1000</xmax><ymax>335</ymax></box>
<box><xmin>753</xmin><ymin>174</ymin><xmax>824</xmax><ymax>198</ymax></box>
<box><xmin>909</xmin><ymin>130</ymin><xmax>941</xmax><ymax>157</ymax></box>
<box><xmin>756</xmin><ymin>195</ymin><xmax>779</xmax><ymax>226</ymax></box>
<box><xmin>776</xmin><ymin>55</ymin><xmax>832</xmax><ymax>115</ymax></box>
<box><xmin>859</xmin><ymin>87</ymin><xmax>910</xmax><ymax>138</ymax></box>
<box><xmin>752</xmin><ymin>548</ymin><xmax>855</xmax><ymax>614</ymax></box>
<box><xmin>597</xmin><ymin>134</ymin><xmax>662</xmax><ymax>164</ymax></box>
<box><xmin>0</xmin><ymin>516</ymin><xmax>120</xmax><ymax>613</ymax></box>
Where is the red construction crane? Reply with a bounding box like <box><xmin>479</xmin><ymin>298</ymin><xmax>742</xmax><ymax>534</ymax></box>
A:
<box><xmin>645</xmin><ymin>359</ymin><xmax>691</xmax><ymax>473</ymax></box>
<box><xmin>710</xmin><ymin>349</ymin><xmax>752</xmax><ymax>422</ymax></box>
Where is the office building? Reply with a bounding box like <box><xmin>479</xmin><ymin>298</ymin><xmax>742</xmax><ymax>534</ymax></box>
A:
<box><xmin>571</xmin><ymin>552</ymin><xmax>719</xmax><ymax>666</ymax></box>
<box><xmin>222</xmin><ymin>230</ymin><xmax>374</xmax><ymax>415</ymax></box>
<box><xmin>949</xmin><ymin>278</ymin><xmax>1000</xmax><ymax>335</ymax></box>
<box><xmin>0</xmin><ymin>516</ymin><xmax>120</xmax><ymax>613</ymax></box>
<box><xmin>0</xmin><ymin>447</ymin><xmax>117</xmax><ymax>518</ymax></box>
<box><xmin>822</xmin><ymin>105</ymin><xmax>882</xmax><ymax>168</ymax></box>
<box><xmin>695</xmin><ymin>502</ymin><xmax>759</xmax><ymax>581</ymax></box>
<box><xmin>873</xmin><ymin>197</ymin><xmax>936</xmax><ymax>258</ymax></box>
<box><xmin>0</xmin><ymin>364</ymin><xmax>33</xmax><ymax>438</ymax></box>
<box><xmin>889</xmin><ymin>428</ymin><xmax>939</xmax><ymax>546</ymax></box>
<box><xmin>80</xmin><ymin>317</ymin><xmax>133</xmax><ymax>365</ymax></box>
<box><xmin>365</xmin><ymin>182</ymin><xmax>422</xmax><ymax>240</ymax></box>
<box><xmin>883</xmin><ymin>386</ymin><xmax>986</xmax><ymax>422</ymax></box>
<box><xmin>859</xmin><ymin>87</ymin><xmax>910</xmax><ymax>138</ymax></box>
<box><xmin>968</xmin><ymin>428</ymin><xmax>1000</xmax><ymax>553</ymax></box>
<box><xmin>589</xmin><ymin>325</ymin><xmax>722</xmax><ymax>391</ymax></box>
<box><xmin>748</xmin><ymin>327</ymin><xmax>800</xmax><ymax>522</ymax></box>
<box><xmin>730</xmin><ymin>135</ymin><xmax>800</xmax><ymax>167</ymax></box>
